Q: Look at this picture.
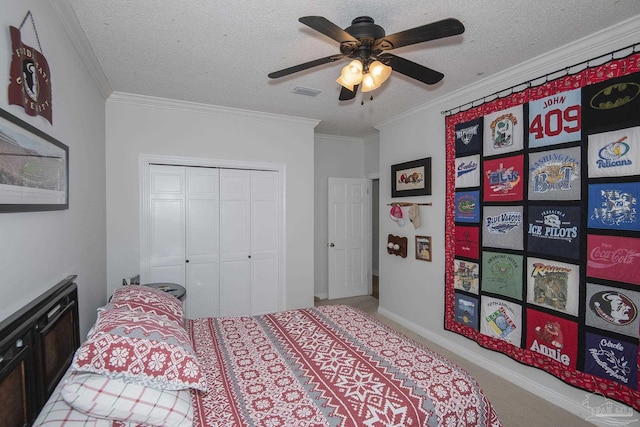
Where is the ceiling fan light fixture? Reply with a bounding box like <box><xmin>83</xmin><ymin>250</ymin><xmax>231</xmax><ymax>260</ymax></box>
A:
<box><xmin>370</xmin><ymin>61</ymin><xmax>391</xmax><ymax>82</ymax></box>
<box><xmin>270</xmin><ymin>15</ymin><xmax>465</xmax><ymax>101</ymax></box>
<box><xmin>361</xmin><ymin>61</ymin><xmax>391</xmax><ymax>92</ymax></box>
<box><xmin>336</xmin><ymin>60</ymin><xmax>363</xmax><ymax>90</ymax></box>
<box><xmin>361</xmin><ymin>74</ymin><xmax>376</xmax><ymax>92</ymax></box>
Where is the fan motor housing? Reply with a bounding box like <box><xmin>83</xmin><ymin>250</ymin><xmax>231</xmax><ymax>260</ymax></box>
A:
<box><xmin>345</xmin><ymin>16</ymin><xmax>385</xmax><ymax>40</ymax></box>
<box><xmin>342</xmin><ymin>16</ymin><xmax>384</xmax><ymax>58</ymax></box>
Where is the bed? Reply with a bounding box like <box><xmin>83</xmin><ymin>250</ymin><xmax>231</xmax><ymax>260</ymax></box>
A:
<box><xmin>7</xmin><ymin>280</ymin><xmax>500</xmax><ymax>426</ymax></box>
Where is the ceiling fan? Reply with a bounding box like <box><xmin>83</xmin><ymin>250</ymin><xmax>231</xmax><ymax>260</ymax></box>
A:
<box><xmin>268</xmin><ymin>15</ymin><xmax>465</xmax><ymax>101</ymax></box>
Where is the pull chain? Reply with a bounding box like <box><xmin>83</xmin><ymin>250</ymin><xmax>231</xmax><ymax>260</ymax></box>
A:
<box><xmin>360</xmin><ymin>94</ymin><xmax>374</xmax><ymax>106</ymax></box>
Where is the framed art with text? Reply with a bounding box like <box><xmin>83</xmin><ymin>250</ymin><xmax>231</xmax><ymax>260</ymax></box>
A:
<box><xmin>0</xmin><ymin>108</ymin><xmax>68</xmax><ymax>212</ymax></box>
<box><xmin>391</xmin><ymin>157</ymin><xmax>431</xmax><ymax>197</ymax></box>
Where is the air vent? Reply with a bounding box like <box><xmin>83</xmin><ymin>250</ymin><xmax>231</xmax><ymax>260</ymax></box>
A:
<box><xmin>292</xmin><ymin>86</ymin><xmax>322</xmax><ymax>97</ymax></box>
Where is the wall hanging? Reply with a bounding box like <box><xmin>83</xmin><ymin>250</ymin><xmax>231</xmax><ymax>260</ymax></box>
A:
<box><xmin>444</xmin><ymin>45</ymin><xmax>640</xmax><ymax>411</ymax></box>
<box><xmin>415</xmin><ymin>235</ymin><xmax>432</xmax><ymax>261</ymax></box>
<box><xmin>7</xmin><ymin>11</ymin><xmax>53</xmax><ymax>124</ymax></box>
<box><xmin>391</xmin><ymin>157</ymin><xmax>431</xmax><ymax>197</ymax></box>
<box><xmin>0</xmin><ymin>107</ymin><xmax>68</xmax><ymax>212</ymax></box>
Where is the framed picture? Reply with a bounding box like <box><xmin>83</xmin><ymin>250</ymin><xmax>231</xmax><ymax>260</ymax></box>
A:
<box><xmin>415</xmin><ymin>235</ymin><xmax>432</xmax><ymax>262</ymax></box>
<box><xmin>0</xmin><ymin>108</ymin><xmax>68</xmax><ymax>212</ymax></box>
<box><xmin>391</xmin><ymin>157</ymin><xmax>431</xmax><ymax>197</ymax></box>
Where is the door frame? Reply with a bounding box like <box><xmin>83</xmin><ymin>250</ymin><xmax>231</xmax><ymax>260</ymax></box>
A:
<box><xmin>139</xmin><ymin>154</ymin><xmax>286</xmax><ymax>311</ymax></box>
<box><xmin>367</xmin><ymin>172</ymin><xmax>380</xmax><ymax>297</ymax></box>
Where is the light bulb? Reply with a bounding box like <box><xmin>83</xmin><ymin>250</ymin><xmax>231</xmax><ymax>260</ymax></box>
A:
<box><xmin>361</xmin><ymin>74</ymin><xmax>375</xmax><ymax>92</ymax></box>
<box><xmin>361</xmin><ymin>61</ymin><xmax>391</xmax><ymax>93</ymax></box>
<box><xmin>370</xmin><ymin>61</ymin><xmax>391</xmax><ymax>79</ymax></box>
<box><xmin>336</xmin><ymin>60</ymin><xmax>363</xmax><ymax>90</ymax></box>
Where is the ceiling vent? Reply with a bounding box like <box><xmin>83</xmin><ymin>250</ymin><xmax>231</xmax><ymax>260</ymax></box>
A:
<box><xmin>292</xmin><ymin>86</ymin><xmax>322</xmax><ymax>97</ymax></box>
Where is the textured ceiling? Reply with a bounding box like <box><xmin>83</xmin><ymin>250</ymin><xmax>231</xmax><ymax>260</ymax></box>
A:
<box><xmin>61</xmin><ymin>0</ymin><xmax>640</xmax><ymax>138</ymax></box>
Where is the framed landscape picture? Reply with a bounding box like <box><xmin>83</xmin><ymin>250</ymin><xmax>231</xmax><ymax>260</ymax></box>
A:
<box><xmin>0</xmin><ymin>108</ymin><xmax>68</xmax><ymax>212</ymax></box>
<box><xmin>391</xmin><ymin>157</ymin><xmax>431</xmax><ymax>197</ymax></box>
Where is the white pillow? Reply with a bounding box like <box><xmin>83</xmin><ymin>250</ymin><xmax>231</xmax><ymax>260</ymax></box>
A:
<box><xmin>61</xmin><ymin>371</ymin><xmax>193</xmax><ymax>427</ymax></box>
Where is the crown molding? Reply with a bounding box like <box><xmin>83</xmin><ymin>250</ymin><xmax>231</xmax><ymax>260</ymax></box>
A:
<box><xmin>377</xmin><ymin>15</ymin><xmax>640</xmax><ymax>130</ymax></box>
<box><xmin>108</xmin><ymin>92</ymin><xmax>320</xmax><ymax>129</ymax></box>
<box><xmin>315</xmin><ymin>133</ymin><xmax>365</xmax><ymax>144</ymax></box>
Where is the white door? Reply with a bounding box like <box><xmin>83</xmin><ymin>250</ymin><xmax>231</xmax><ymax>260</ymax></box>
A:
<box><xmin>219</xmin><ymin>169</ymin><xmax>279</xmax><ymax>316</ymax></box>
<box><xmin>143</xmin><ymin>162</ymin><xmax>281</xmax><ymax>318</ymax></box>
<box><xmin>250</xmin><ymin>171</ymin><xmax>279</xmax><ymax>315</ymax></box>
<box><xmin>147</xmin><ymin>165</ymin><xmax>220</xmax><ymax>318</ymax></box>
<box><xmin>185</xmin><ymin>168</ymin><xmax>220</xmax><ymax>318</ymax></box>
<box><xmin>219</xmin><ymin>169</ymin><xmax>251</xmax><ymax>316</ymax></box>
<box><xmin>148</xmin><ymin>165</ymin><xmax>186</xmax><ymax>285</ymax></box>
<box><xmin>328</xmin><ymin>178</ymin><xmax>370</xmax><ymax>299</ymax></box>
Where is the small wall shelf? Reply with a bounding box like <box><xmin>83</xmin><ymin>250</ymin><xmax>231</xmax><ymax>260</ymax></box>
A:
<box><xmin>387</xmin><ymin>234</ymin><xmax>407</xmax><ymax>258</ymax></box>
<box><xmin>387</xmin><ymin>202</ymin><xmax>432</xmax><ymax>207</ymax></box>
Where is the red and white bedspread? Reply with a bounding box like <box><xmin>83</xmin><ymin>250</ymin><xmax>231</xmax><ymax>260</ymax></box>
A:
<box><xmin>187</xmin><ymin>305</ymin><xmax>501</xmax><ymax>426</ymax></box>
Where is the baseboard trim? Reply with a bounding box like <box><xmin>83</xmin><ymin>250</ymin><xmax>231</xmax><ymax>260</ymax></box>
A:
<box><xmin>377</xmin><ymin>306</ymin><xmax>594</xmax><ymax>420</ymax></box>
<box><xmin>314</xmin><ymin>292</ymin><xmax>328</xmax><ymax>301</ymax></box>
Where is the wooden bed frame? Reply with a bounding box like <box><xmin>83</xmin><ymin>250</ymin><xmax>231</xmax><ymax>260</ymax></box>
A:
<box><xmin>0</xmin><ymin>275</ymin><xmax>80</xmax><ymax>427</ymax></box>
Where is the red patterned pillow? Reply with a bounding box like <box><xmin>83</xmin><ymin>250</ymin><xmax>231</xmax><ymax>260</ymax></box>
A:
<box><xmin>72</xmin><ymin>309</ymin><xmax>207</xmax><ymax>392</ymax></box>
<box><xmin>109</xmin><ymin>285</ymin><xmax>183</xmax><ymax>325</ymax></box>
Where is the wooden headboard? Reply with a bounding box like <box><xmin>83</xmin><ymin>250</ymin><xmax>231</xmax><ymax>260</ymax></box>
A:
<box><xmin>0</xmin><ymin>275</ymin><xmax>80</xmax><ymax>427</ymax></box>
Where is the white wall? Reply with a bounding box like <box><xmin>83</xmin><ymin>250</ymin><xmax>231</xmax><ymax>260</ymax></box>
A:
<box><xmin>0</xmin><ymin>1</ymin><xmax>107</xmax><ymax>338</ymax></box>
<box><xmin>363</xmin><ymin>134</ymin><xmax>380</xmax><ymax>176</ymax></box>
<box><xmin>378</xmin><ymin>112</ymin><xmax>442</xmax><ymax>325</ymax></box>
<box><xmin>314</xmin><ymin>134</ymin><xmax>367</xmax><ymax>299</ymax></box>
<box><xmin>376</xmin><ymin>18</ymin><xmax>640</xmax><ymax>420</ymax></box>
<box><xmin>105</xmin><ymin>94</ymin><xmax>317</xmax><ymax>310</ymax></box>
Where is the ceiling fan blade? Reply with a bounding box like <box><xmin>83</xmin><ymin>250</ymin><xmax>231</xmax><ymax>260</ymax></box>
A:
<box><xmin>374</xmin><ymin>18</ymin><xmax>464</xmax><ymax>51</ymax></box>
<box><xmin>378</xmin><ymin>53</ymin><xmax>444</xmax><ymax>85</ymax></box>
<box><xmin>299</xmin><ymin>16</ymin><xmax>360</xmax><ymax>44</ymax></box>
<box><xmin>339</xmin><ymin>84</ymin><xmax>358</xmax><ymax>101</ymax></box>
<box><xmin>268</xmin><ymin>54</ymin><xmax>345</xmax><ymax>79</ymax></box>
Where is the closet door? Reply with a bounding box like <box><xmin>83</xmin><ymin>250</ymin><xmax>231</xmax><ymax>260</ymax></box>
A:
<box><xmin>219</xmin><ymin>169</ymin><xmax>251</xmax><ymax>316</ymax></box>
<box><xmin>145</xmin><ymin>163</ymin><xmax>280</xmax><ymax>318</ymax></box>
<box><xmin>148</xmin><ymin>165</ymin><xmax>186</xmax><ymax>285</ymax></box>
<box><xmin>219</xmin><ymin>169</ymin><xmax>279</xmax><ymax>316</ymax></box>
<box><xmin>250</xmin><ymin>171</ymin><xmax>279</xmax><ymax>315</ymax></box>
<box><xmin>185</xmin><ymin>168</ymin><xmax>220</xmax><ymax>318</ymax></box>
<box><xmin>147</xmin><ymin>165</ymin><xmax>219</xmax><ymax>319</ymax></box>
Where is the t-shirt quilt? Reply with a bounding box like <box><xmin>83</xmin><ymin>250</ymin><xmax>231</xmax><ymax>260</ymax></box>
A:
<box><xmin>444</xmin><ymin>52</ymin><xmax>640</xmax><ymax>412</ymax></box>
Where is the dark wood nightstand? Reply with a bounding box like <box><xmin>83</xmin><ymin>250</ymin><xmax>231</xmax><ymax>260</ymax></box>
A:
<box><xmin>143</xmin><ymin>282</ymin><xmax>186</xmax><ymax>301</ymax></box>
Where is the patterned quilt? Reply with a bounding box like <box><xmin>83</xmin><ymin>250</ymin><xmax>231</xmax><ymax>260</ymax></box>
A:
<box><xmin>187</xmin><ymin>305</ymin><xmax>501</xmax><ymax>426</ymax></box>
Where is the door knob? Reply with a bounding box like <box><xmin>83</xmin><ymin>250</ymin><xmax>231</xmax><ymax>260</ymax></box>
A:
<box><xmin>329</xmin><ymin>243</ymin><xmax>335</xmax><ymax>247</ymax></box>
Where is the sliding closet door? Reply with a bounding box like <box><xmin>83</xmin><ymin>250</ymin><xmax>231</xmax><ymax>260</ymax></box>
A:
<box><xmin>219</xmin><ymin>169</ymin><xmax>279</xmax><ymax>316</ymax></box>
<box><xmin>219</xmin><ymin>169</ymin><xmax>251</xmax><ymax>316</ymax></box>
<box><xmin>185</xmin><ymin>168</ymin><xmax>220</xmax><ymax>318</ymax></box>
<box><xmin>144</xmin><ymin>162</ymin><xmax>280</xmax><ymax>318</ymax></box>
<box><xmin>250</xmin><ymin>171</ymin><xmax>279</xmax><ymax>315</ymax></box>
<box><xmin>147</xmin><ymin>165</ymin><xmax>219</xmax><ymax>318</ymax></box>
<box><xmin>148</xmin><ymin>165</ymin><xmax>186</xmax><ymax>285</ymax></box>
